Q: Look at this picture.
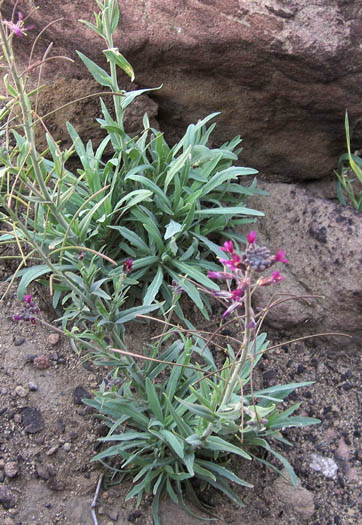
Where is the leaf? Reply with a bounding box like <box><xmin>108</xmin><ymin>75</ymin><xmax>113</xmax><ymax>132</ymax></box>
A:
<box><xmin>103</xmin><ymin>47</ymin><xmax>135</xmax><ymax>81</ymax></box>
<box><xmin>172</xmin><ymin>260</ymin><xmax>219</xmax><ymax>290</ymax></box>
<box><xmin>194</xmin><ymin>206</ymin><xmax>264</xmax><ymax>216</ymax></box>
<box><xmin>203</xmin><ymin>436</ymin><xmax>252</xmax><ymax>460</ymax></box>
<box><xmin>143</xmin><ymin>266</ymin><xmax>163</xmax><ymax>305</ymax></box>
<box><xmin>108</xmin><ymin>225</ymin><xmax>149</xmax><ymax>253</ymax></box>
<box><xmin>115</xmin><ymin>303</ymin><xmax>160</xmax><ymax>324</ymax></box>
<box><xmin>164</xmin><ymin>146</ymin><xmax>192</xmax><ymax>191</ymax></box>
<box><xmin>145</xmin><ymin>378</ymin><xmax>164</xmax><ymax>423</ymax></box>
<box><xmin>198</xmin><ymin>460</ymin><xmax>253</xmax><ymax>488</ymax></box>
<box><xmin>16</xmin><ymin>264</ymin><xmax>75</xmax><ymax>299</ymax></box>
<box><xmin>159</xmin><ymin>429</ymin><xmax>184</xmax><ymax>460</ymax></box>
<box><xmin>76</xmin><ymin>51</ymin><xmax>113</xmax><ymax>88</ymax></box>
<box><xmin>164</xmin><ymin>220</ymin><xmax>183</xmax><ymax>240</ymax></box>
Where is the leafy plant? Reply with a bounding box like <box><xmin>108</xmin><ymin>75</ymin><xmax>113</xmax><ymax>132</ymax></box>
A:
<box><xmin>335</xmin><ymin>111</ymin><xmax>362</xmax><ymax>211</ymax></box>
<box><xmin>0</xmin><ymin>0</ymin><xmax>265</xmax><ymax>325</ymax></box>
<box><xmin>84</xmin><ymin>233</ymin><xmax>320</xmax><ymax>524</ymax></box>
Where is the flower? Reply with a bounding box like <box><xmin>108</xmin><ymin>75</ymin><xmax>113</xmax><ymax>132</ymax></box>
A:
<box><xmin>4</xmin><ymin>12</ymin><xmax>34</xmax><ymax>37</ymax></box>
<box><xmin>24</xmin><ymin>294</ymin><xmax>33</xmax><ymax>304</ymax></box>
<box><xmin>207</xmin><ymin>271</ymin><xmax>233</xmax><ymax>280</ymax></box>
<box><xmin>220</xmin><ymin>240</ymin><xmax>234</xmax><ymax>254</ymax></box>
<box><xmin>258</xmin><ymin>270</ymin><xmax>285</xmax><ymax>287</ymax></box>
<box><xmin>122</xmin><ymin>258</ymin><xmax>133</xmax><ymax>274</ymax></box>
<box><xmin>246</xmin><ymin>231</ymin><xmax>257</xmax><ymax>244</ymax></box>
<box><xmin>220</xmin><ymin>254</ymin><xmax>242</xmax><ymax>270</ymax></box>
<box><xmin>273</xmin><ymin>249</ymin><xmax>289</xmax><ymax>264</ymax></box>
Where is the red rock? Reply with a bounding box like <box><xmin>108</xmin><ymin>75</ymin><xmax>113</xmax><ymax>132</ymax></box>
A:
<box><xmin>34</xmin><ymin>355</ymin><xmax>50</xmax><ymax>370</ymax></box>
<box><xmin>48</xmin><ymin>333</ymin><xmax>60</xmax><ymax>345</ymax></box>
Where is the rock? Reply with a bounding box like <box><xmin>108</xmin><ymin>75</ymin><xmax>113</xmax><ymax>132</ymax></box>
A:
<box><xmin>0</xmin><ymin>486</ymin><xmax>16</xmax><ymax>509</ymax></box>
<box><xmin>35</xmin><ymin>462</ymin><xmax>51</xmax><ymax>480</ymax></box>
<box><xmin>4</xmin><ymin>461</ymin><xmax>19</xmax><ymax>478</ymax></box>
<box><xmin>21</xmin><ymin>406</ymin><xmax>45</xmax><ymax>434</ymax></box>
<box><xmin>47</xmin><ymin>333</ymin><xmax>60</xmax><ymax>345</ymax></box>
<box><xmin>73</xmin><ymin>385</ymin><xmax>91</xmax><ymax>405</ymax></box>
<box><xmin>106</xmin><ymin>508</ymin><xmax>119</xmax><ymax>521</ymax></box>
<box><xmin>1</xmin><ymin>387</ymin><xmax>8</xmax><ymax>395</ymax></box>
<box><xmin>28</xmin><ymin>382</ymin><xmax>38</xmax><ymax>391</ymax></box>
<box><xmin>13</xmin><ymin>413</ymin><xmax>22</xmax><ymax>424</ymax></box>
<box><xmin>310</xmin><ymin>453</ymin><xmax>338</xmax><ymax>479</ymax></box>
<box><xmin>1</xmin><ymin>0</ymin><xmax>361</xmax><ymax>181</ymax></box>
<box><xmin>14</xmin><ymin>385</ymin><xmax>28</xmax><ymax>398</ymax></box>
<box><xmin>272</xmin><ymin>469</ymin><xmax>315</xmax><ymax>520</ymax></box>
<box><xmin>33</xmin><ymin>355</ymin><xmax>50</xmax><ymax>370</ymax></box>
<box><xmin>128</xmin><ymin>511</ymin><xmax>142</xmax><ymax>523</ymax></box>
<box><xmin>13</xmin><ymin>337</ymin><xmax>25</xmax><ymax>346</ymax></box>
<box><xmin>250</xmin><ymin>183</ymin><xmax>362</xmax><ymax>349</ymax></box>
<box><xmin>63</xmin><ymin>442</ymin><xmax>71</xmax><ymax>452</ymax></box>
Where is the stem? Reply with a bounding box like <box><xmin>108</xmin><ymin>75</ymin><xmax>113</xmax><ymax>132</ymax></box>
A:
<box><xmin>0</xmin><ymin>16</ymin><xmax>70</xmax><ymax>233</ymax></box>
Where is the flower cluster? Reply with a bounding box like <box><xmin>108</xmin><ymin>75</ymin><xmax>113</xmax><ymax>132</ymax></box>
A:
<box><xmin>13</xmin><ymin>295</ymin><xmax>39</xmax><ymax>324</ymax></box>
<box><xmin>207</xmin><ymin>232</ymin><xmax>288</xmax><ymax>318</ymax></box>
<box><xmin>122</xmin><ymin>258</ymin><xmax>133</xmax><ymax>274</ymax></box>
<box><xmin>4</xmin><ymin>12</ymin><xmax>34</xmax><ymax>37</ymax></box>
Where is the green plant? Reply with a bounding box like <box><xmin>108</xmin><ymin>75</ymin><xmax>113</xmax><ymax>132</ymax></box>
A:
<box><xmin>0</xmin><ymin>0</ymin><xmax>265</xmax><ymax>329</ymax></box>
<box><xmin>84</xmin><ymin>233</ymin><xmax>320</xmax><ymax>524</ymax></box>
<box><xmin>335</xmin><ymin>111</ymin><xmax>362</xmax><ymax>211</ymax></box>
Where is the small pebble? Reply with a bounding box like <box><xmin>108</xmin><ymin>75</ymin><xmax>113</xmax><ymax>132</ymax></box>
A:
<box><xmin>28</xmin><ymin>382</ymin><xmax>38</xmax><ymax>391</ymax></box>
<box><xmin>4</xmin><ymin>461</ymin><xmax>19</xmax><ymax>478</ymax></box>
<box><xmin>34</xmin><ymin>355</ymin><xmax>50</xmax><ymax>370</ymax></box>
<box><xmin>106</xmin><ymin>509</ymin><xmax>119</xmax><ymax>521</ymax></box>
<box><xmin>14</xmin><ymin>337</ymin><xmax>25</xmax><ymax>346</ymax></box>
<box><xmin>63</xmin><ymin>443</ymin><xmax>71</xmax><ymax>452</ymax></box>
<box><xmin>14</xmin><ymin>386</ymin><xmax>27</xmax><ymax>398</ymax></box>
<box><xmin>48</xmin><ymin>333</ymin><xmax>60</xmax><ymax>345</ymax></box>
<box><xmin>13</xmin><ymin>414</ymin><xmax>22</xmax><ymax>424</ymax></box>
<box><xmin>1</xmin><ymin>387</ymin><xmax>8</xmax><ymax>395</ymax></box>
<box><xmin>46</xmin><ymin>445</ymin><xmax>59</xmax><ymax>456</ymax></box>
<box><xmin>0</xmin><ymin>458</ymin><xmax>4</xmax><ymax>468</ymax></box>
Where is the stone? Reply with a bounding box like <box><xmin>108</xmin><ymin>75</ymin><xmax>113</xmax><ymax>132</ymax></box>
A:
<box><xmin>4</xmin><ymin>461</ymin><xmax>19</xmax><ymax>478</ymax></box>
<box><xmin>33</xmin><ymin>355</ymin><xmax>50</xmax><ymax>370</ymax></box>
<box><xmin>0</xmin><ymin>486</ymin><xmax>16</xmax><ymax>509</ymax></box>
<box><xmin>13</xmin><ymin>337</ymin><xmax>25</xmax><ymax>346</ymax></box>
<box><xmin>47</xmin><ymin>333</ymin><xmax>60</xmax><ymax>345</ymax></box>
<box><xmin>73</xmin><ymin>385</ymin><xmax>91</xmax><ymax>405</ymax></box>
<box><xmin>21</xmin><ymin>406</ymin><xmax>45</xmax><ymax>434</ymax></box>
<box><xmin>35</xmin><ymin>462</ymin><xmax>51</xmax><ymax>480</ymax></box>
<box><xmin>250</xmin><ymin>183</ymin><xmax>362</xmax><ymax>349</ymax></box>
<box><xmin>14</xmin><ymin>385</ymin><xmax>27</xmax><ymax>398</ymax></box>
<box><xmin>310</xmin><ymin>453</ymin><xmax>338</xmax><ymax>479</ymax></box>
<box><xmin>1</xmin><ymin>0</ymin><xmax>361</xmax><ymax>181</ymax></box>
<box><xmin>272</xmin><ymin>469</ymin><xmax>315</xmax><ymax>520</ymax></box>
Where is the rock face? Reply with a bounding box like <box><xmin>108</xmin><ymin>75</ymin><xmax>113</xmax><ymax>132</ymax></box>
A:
<box><xmin>251</xmin><ymin>183</ymin><xmax>362</xmax><ymax>349</ymax></box>
<box><xmin>1</xmin><ymin>1</ymin><xmax>362</xmax><ymax>180</ymax></box>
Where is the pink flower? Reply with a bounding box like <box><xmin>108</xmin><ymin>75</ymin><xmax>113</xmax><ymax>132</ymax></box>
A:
<box><xmin>24</xmin><ymin>295</ymin><xmax>33</xmax><ymax>304</ymax></box>
<box><xmin>273</xmin><ymin>249</ymin><xmax>289</xmax><ymax>264</ymax></box>
<box><xmin>220</xmin><ymin>254</ymin><xmax>242</xmax><ymax>270</ymax></box>
<box><xmin>220</xmin><ymin>240</ymin><xmax>234</xmax><ymax>254</ymax></box>
<box><xmin>4</xmin><ymin>12</ymin><xmax>34</xmax><ymax>37</ymax></box>
<box><xmin>231</xmin><ymin>288</ymin><xmax>244</xmax><ymax>300</ymax></box>
<box><xmin>246</xmin><ymin>231</ymin><xmax>257</xmax><ymax>244</ymax></box>
<box><xmin>259</xmin><ymin>270</ymin><xmax>285</xmax><ymax>287</ymax></box>
<box><xmin>122</xmin><ymin>258</ymin><xmax>133</xmax><ymax>274</ymax></box>
<box><xmin>207</xmin><ymin>271</ymin><xmax>233</xmax><ymax>280</ymax></box>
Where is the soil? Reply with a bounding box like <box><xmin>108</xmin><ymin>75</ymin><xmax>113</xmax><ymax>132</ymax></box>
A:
<box><xmin>0</xmin><ymin>280</ymin><xmax>361</xmax><ymax>525</ymax></box>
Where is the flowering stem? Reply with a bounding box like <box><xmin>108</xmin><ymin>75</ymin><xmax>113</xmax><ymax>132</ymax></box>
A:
<box><xmin>220</xmin><ymin>268</ymin><xmax>252</xmax><ymax>407</ymax></box>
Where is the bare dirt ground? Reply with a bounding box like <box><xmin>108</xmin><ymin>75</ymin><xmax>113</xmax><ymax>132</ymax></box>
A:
<box><xmin>0</xmin><ymin>280</ymin><xmax>361</xmax><ymax>525</ymax></box>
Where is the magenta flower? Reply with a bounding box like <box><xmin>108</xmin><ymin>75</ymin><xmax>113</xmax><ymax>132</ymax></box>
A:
<box><xmin>24</xmin><ymin>294</ymin><xmax>33</xmax><ymax>304</ymax></box>
<box><xmin>273</xmin><ymin>249</ymin><xmax>289</xmax><ymax>264</ymax></box>
<box><xmin>207</xmin><ymin>271</ymin><xmax>233</xmax><ymax>280</ymax></box>
<box><xmin>4</xmin><ymin>12</ymin><xmax>34</xmax><ymax>37</ymax></box>
<box><xmin>220</xmin><ymin>240</ymin><xmax>234</xmax><ymax>254</ymax></box>
<box><xmin>259</xmin><ymin>270</ymin><xmax>285</xmax><ymax>287</ymax></box>
<box><xmin>246</xmin><ymin>231</ymin><xmax>257</xmax><ymax>244</ymax></box>
<box><xmin>122</xmin><ymin>258</ymin><xmax>133</xmax><ymax>274</ymax></box>
<box><xmin>220</xmin><ymin>254</ymin><xmax>242</xmax><ymax>270</ymax></box>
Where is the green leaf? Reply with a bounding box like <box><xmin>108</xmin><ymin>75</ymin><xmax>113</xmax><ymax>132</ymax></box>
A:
<box><xmin>76</xmin><ymin>51</ymin><xmax>113</xmax><ymax>88</ymax></box>
<box><xmin>115</xmin><ymin>303</ymin><xmax>160</xmax><ymax>324</ymax></box>
<box><xmin>172</xmin><ymin>260</ymin><xmax>219</xmax><ymax>290</ymax></box>
<box><xmin>143</xmin><ymin>266</ymin><xmax>163</xmax><ymax>305</ymax></box>
<box><xmin>203</xmin><ymin>436</ymin><xmax>252</xmax><ymax>460</ymax></box>
<box><xmin>145</xmin><ymin>378</ymin><xmax>164</xmax><ymax>423</ymax></box>
<box><xmin>108</xmin><ymin>225</ymin><xmax>149</xmax><ymax>253</ymax></box>
<box><xmin>159</xmin><ymin>429</ymin><xmax>184</xmax><ymax>460</ymax></box>
<box><xmin>198</xmin><ymin>460</ymin><xmax>253</xmax><ymax>488</ymax></box>
<box><xmin>164</xmin><ymin>146</ymin><xmax>192</xmax><ymax>191</ymax></box>
<box><xmin>194</xmin><ymin>206</ymin><xmax>264</xmax><ymax>216</ymax></box>
<box><xmin>16</xmin><ymin>264</ymin><xmax>75</xmax><ymax>299</ymax></box>
<box><xmin>103</xmin><ymin>47</ymin><xmax>135</xmax><ymax>81</ymax></box>
<box><xmin>164</xmin><ymin>220</ymin><xmax>183</xmax><ymax>240</ymax></box>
